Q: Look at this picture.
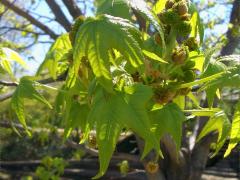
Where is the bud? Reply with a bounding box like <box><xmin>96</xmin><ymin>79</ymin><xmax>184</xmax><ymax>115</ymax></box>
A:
<box><xmin>69</xmin><ymin>15</ymin><xmax>85</xmax><ymax>46</ymax></box>
<box><xmin>177</xmin><ymin>1</ymin><xmax>188</xmax><ymax>16</ymax></box>
<box><xmin>172</xmin><ymin>46</ymin><xmax>189</xmax><ymax>65</ymax></box>
<box><xmin>180</xmin><ymin>13</ymin><xmax>191</xmax><ymax>21</ymax></box>
<box><xmin>184</xmin><ymin>37</ymin><xmax>199</xmax><ymax>51</ymax></box>
<box><xmin>182</xmin><ymin>60</ymin><xmax>196</xmax><ymax>70</ymax></box>
<box><xmin>165</xmin><ymin>0</ymin><xmax>175</xmax><ymax>9</ymax></box>
<box><xmin>158</xmin><ymin>9</ymin><xmax>180</xmax><ymax>25</ymax></box>
<box><xmin>154</xmin><ymin>33</ymin><xmax>162</xmax><ymax>45</ymax></box>
<box><xmin>146</xmin><ymin>161</ymin><xmax>159</xmax><ymax>174</ymax></box>
<box><xmin>88</xmin><ymin>132</ymin><xmax>97</xmax><ymax>148</ymax></box>
<box><xmin>174</xmin><ymin>21</ymin><xmax>192</xmax><ymax>37</ymax></box>
<box><xmin>183</xmin><ymin>70</ymin><xmax>196</xmax><ymax>82</ymax></box>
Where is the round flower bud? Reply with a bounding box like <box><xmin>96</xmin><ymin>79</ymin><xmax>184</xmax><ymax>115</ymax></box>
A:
<box><xmin>183</xmin><ymin>70</ymin><xmax>196</xmax><ymax>82</ymax></box>
<box><xmin>177</xmin><ymin>1</ymin><xmax>188</xmax><ymax>16</ymax></box>
<box><xmin>165</xmin><ymin>0</ymin><xmax>175</xmax><ymax>9</ymax></box>
<box><xmin>146</xmin><ymin>161</ymin><xmax>159</xmax><ymax>174</ymax></box>
<box><xmin>174</xmin><ymin>21</ymin><xmax>192</xmax><ymax>37</ymax></box>
<box><xmin>159</xmin><ymin>9</ymin><xmax>180</xmax><ymax>25</ymax></box>
<box><xmin>184</xmin><ymin>37</ymin><xmax>199</xmax><ymax>51</ymax></box>
<box><xmin>172</xmin><ymin>46</ymin><xmax>189</xmax><ymax>65</ymax></box>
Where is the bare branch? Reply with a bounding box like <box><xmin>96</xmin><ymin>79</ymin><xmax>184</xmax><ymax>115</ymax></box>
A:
<box><xmin>62</xmin><ymin>0</ymin><xmax>83</xmax><ymax>19</ymax></box>
<box><xmin>0</xmin><ymin>26</ymin><xmax>45</xmax><ymax>36</ymax></box>
<box><xmin>0</xmin><ymin>0</ymin><xmax>58</xmax><ymax>39</ymax></box>
<box><xmin>45</xmin><ymin>0</ymin><xmax>72</xmax><ymax>31</ymax></box>
<box><xmin>0</xmin><ymin>81</ymin><xmax>18</xmax><ymax>86</ymax></box>
<box><xmin>0</xmin><ymin>92</ymin><xmax>14</xmax><ymax>102</ymax></box>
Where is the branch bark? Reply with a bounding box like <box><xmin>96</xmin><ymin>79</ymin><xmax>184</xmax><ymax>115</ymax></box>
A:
<box><xmin>45</xmin><ymin>0</ymin><xmax>72</xmax><ymax>32</ymax></box>
<box><xmin>220</xmin><ymin>0</ymin><xmax>240</xmax><ymax>56</ymax></box>
<box><xmin>0</xmin><ymin>0</ymin><xmax>58</xmax><ymax>39</ymax></box>
<box><xmin>62</xmin><ymin>0</ymin><xmax>83</xmax><ymax>19</ymax></box>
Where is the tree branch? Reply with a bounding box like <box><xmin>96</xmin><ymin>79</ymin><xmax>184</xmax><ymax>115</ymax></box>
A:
<box><xmin>45</xmin><ymin>0</ymin><xmax>72</xmax><ymax>31</ymax></box>
<box><xmin>62</xmin><ymin>0</ymin><xmax>83</xmax><ymax>19</ymax></box>
<box><xmin>220</xmin><ymin>0</ymin><xmax>240</xmax><ymax>56</ymax></box>
<box><xmin>0</xmin><ymin>0</ymin><xmax>58</xmax><ymax>39</ymax></box>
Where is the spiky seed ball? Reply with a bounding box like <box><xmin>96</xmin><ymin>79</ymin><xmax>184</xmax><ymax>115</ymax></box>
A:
<box><xmin>177</xmin><ymin>1</ymin><xmax>188</xmax><ymax>16</ymax></box>
<box><xmin>174</xmin><ymin>21</ymin><xmax>192</xmax><ymax>37</ymax></box>
<box><xmin>184</xmin><ymin>37</ymin><xmax>199</xmax><ymax>51</ymax></box>
<box><xmin>146</xmin><ymin>161</ymin><xmax>159</xmax><ymax>174</ymax></box>
<box><xmin>172</xmin><ymin>46</ymin><xmax>189</xmax><ymax>65</ymax></box>
<box><xmin>165</xmin><ymin>0</ymin><xmax>175</xmax><ymax>9</ymax></box>
<box><xmin>155</xmin><ymin>89</ymin><xmax>176</xmax><ymax>104</ymax></box>
<box><xmin>183</xmin><ymin>70</ymin><xmax>196</xmax><ymax>82</ymax></box>
<box><xmin>158</xmin><ymin>9</ymin><xmax>180</xmax><ymax>25</ymax></box>
<box><xmin>154</xmin><ymin>33</ymin><xmax>162</xmax><ymax>45</ymax></box>
<box><xmin>88</xmin><ymin>133</ymin><xmax>97</xmax><ymax>149</ymax></box>
<box><xmin>69</xmin><ymin>15</ymin><xmax>85</xmax><ymax>46</ymax></box>
<box><xmin>180</xmin><ymin>13</ymin><xmax>191</xmax><ymax>21</ymax></box>
<box><xmin>119</xmin><ymin>160</ymin><xmax>129</xmax><ymax>176</ymax></box>
<box><xmin>182</xmin><ymin>60</ymin><xmax>196</xmax><ymax>70</ymax></box>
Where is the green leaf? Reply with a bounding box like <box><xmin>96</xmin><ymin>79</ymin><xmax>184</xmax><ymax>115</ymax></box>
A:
<box><xmin>128</xmin><ymin>0</ymin><xmax>166</xmax><ymax>52</ymax></box>
<box><xmin>224</xmin><ymin>102</ymin><xmax>240</xmax><ymax>157</ymax></box>
<box><xmin>149</xmin><ymin>103</ymin><xmax>186</xmax><ymax>151</ymax></box>
<box><xmin>88</xmin><ymin>90</ymin><xmax>123</xmax><ymax>179</ymax></box>
<box><xmin>86</xmin><ymin>84</ymin><xmax>160</xmax><ymax>178</ymax></box>
<box><xmin>153</xmin><ymin>0</ymin><xmax>167</xmax><ymax>14</ymax></box>
<box><xmin>189</xmin><ymin>4</ymin><xmax>204</xmax><ymax>44</ymax></box>
<box><xmin>183</xmin><ymin>108</ymin><xmax>221</xmax><ymax>117</ymax></box>
<box><xmin>0</xmin><ymin>59</ymin><xmax>13</xmax><ymax>77</ymax></box>
<box><xmin>64</xmin><ymin>100</ymin><xmax>89</xmax><ymax>138</ymax></box>
<box><xmin>11</xmin><ymin>77</ymin><xmax>52</xmax><ymax>134</ymax></box>
<box><xmin>180</xmin><ymin>71</ymin><xmax>225</xmax><ymax>89</ymax></box>
<box><xmin>202</xmin><ymin>65</ymin><xmax>240</xmax><ymax>90</ymax></box>
<box><xmin>73</xmin><ymin>15</ymin><xmax>144</xmax><ymax>91</ymax></box>
<box><xmin>189</xmin><ymin>51</ymin><xmax>204</xmax><ymax>71</ymax></box>
<box><xmin>0</xmin><ymin>47</ymin><xmax>28</xmax><ymax>78</ymax></box>
<box><xmin>96</xmin><ymin>0</ymin><xmax>131</xmax><ymax>20</ymax></box>
<box><xmin>1</xmin><ymin>47</ymin><xmax>28</xmax><ymax>68</ymax></box>
<box><xmin>142</xmin><ymin>50</ymin><xmax>168</xmax><ymax>63</ymax></box>
<box><xmin>197</xmin><ymin>111</ymin><xmax>231</xmax><ymax>157</ymax></box>
<box><xmin>200</xmin><ymin>59</ymin><xmax>227</xmax><ymax>107</ymax></box>
<box><xmin>37</xmin><ymin>34</ymin><xmax>72</xmax><ymax>79</ymax></box>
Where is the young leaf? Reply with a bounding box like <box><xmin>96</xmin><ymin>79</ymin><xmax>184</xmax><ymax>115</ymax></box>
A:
<box><xmin>200</xmin><ymin>59</ymin><xmax>227</xmax><ymax>107</ymax></box>
<box><xmin>189</xmin><ymin>4</ymin><xmax>204</xmax><ymax>44</ymax></box>
<box><xmin>183</xmin><ymin>108</ymin><xmax>221</xmax><ymax>117</ymax></box>
<box><xmin>37</xmin><ymin>34</ymin><xmax>72</xmax><ymax>79</ymax></box>
<box><xmin>197</xmin><ymin>111</ymin><xmax>231</xmax><ymax>157</ymax></box>
<box><xmin>153</xmin><ymin>0</ymin><xmax>167</xmax><ymax>14</ymax></box>
<box><xmin>224</xmin><ymin>102</ymin><xmax>240</xmax><ymax>157</ymax></box>
<box><xmin>86</xmin><ymin>84</ymin><xmax>160</xmax><ymax>178</ymax></box>
<box><xmin>0</xmin><ymin>47</ymin><xmax>28</xmax><ymax>68</ymax></box>
<box><xmin>142</xmin><ymin>50</ymin><xmax>168</xmax><ymax>63</ymax></box>
<box><xmin>149</xmin><ymin>103</ymin><xmax>186</xmax><ymax>151</ymax></box>
<box><xmin>0</xmin><ymin>47</ymin><xmax>28</xmax><ymax>78</ymax></box>
<box><xmin>73</xmin><ymin>15</ymin><xmax>144</xmax><ymax>91</ymax></box>
<box><xmin>96</xmin><ymin>0</ymin><xmax>131</xmax><ymax>20</ymax></box>
<box><xmin>11</xmin><ymin>77</ymin><xmax>52</xmax><ymax>134</ymax></box>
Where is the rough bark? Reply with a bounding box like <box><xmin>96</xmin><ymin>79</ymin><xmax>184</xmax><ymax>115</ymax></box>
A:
<box><xmin>62</xmin><ymin>0</ymin><xmax>83</xmax><ymax>19</ymax></box>
<box><xmin>45</xmin><ymin>0</ymin><xmax>71</xmax><ymax>31</ymax></box>
<box><xmin>0</xmin><ymin>0</ymin><xmax>58</xmax><ymax>39</ymax></box>
<box><xmin>220</xmin><ymin>0</ymin><xmax>240</xmax><ymax>56</ymax></box>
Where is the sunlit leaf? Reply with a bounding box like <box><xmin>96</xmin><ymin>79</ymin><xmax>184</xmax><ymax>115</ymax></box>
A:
<box><xmin>224</xmin><ymin>102</ymin><xmax>240</xmax><ymax>157</ymax></box>
<box><xmin>197</xmin><ymin>111</ymin><xmax>231</xmax><ymax>157</ymax></box>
